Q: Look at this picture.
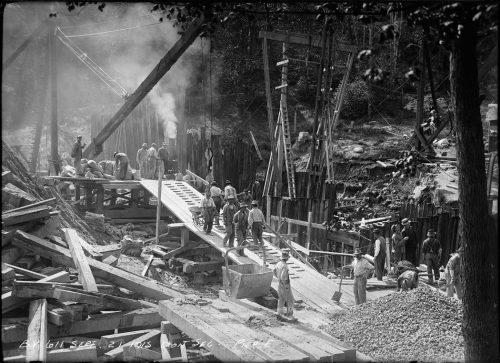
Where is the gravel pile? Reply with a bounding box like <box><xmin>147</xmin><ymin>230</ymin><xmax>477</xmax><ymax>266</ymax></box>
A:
<box><xmin>326</xmin><ymin>286</ymin><xmax>464</xmax><ymax>362</ymax></box>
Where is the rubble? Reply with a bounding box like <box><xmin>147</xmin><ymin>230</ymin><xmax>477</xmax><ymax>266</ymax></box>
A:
<box><xmin>325</xmin><ymin>286</ymin><xmax>463</xmax><ymax>362</ymax></box>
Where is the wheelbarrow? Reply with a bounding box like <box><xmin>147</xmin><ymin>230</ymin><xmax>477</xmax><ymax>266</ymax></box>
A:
<box><xmin>222</xmin><ymin>246</ymin><xmax>273</xmax><ymax>299</ymax></box>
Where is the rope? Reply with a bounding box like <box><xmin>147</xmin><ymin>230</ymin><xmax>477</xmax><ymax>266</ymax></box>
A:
<box><xmin>64</xmin><ymin>22</ymin><xmax>161</xmax><ymax>38</ymax></box>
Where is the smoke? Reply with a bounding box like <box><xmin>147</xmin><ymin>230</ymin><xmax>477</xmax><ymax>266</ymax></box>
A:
<box><xmin>149</xmin><ymin>86</ymin><xmax>177</xmax><ymax>138</ymax></box>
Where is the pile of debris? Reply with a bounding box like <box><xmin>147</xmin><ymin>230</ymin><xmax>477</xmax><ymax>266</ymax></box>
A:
<box><xmin>325</xmin><ymin>286</ymin><xmax>463</xmax><ymax>362</ymax></box>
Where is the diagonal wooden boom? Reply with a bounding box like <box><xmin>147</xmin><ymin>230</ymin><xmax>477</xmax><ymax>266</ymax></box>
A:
<box><xmin>83</xmin><ymin>16</ymin><xmax>205</xmax><ymax>158</ymax></box>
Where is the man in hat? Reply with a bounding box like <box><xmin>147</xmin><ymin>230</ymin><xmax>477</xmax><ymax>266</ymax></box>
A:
<box><xmin>274</xmin><ymin>249</ymin><xmax>295</xmax><ymax>319</ymax></box>
<box><xmin>146</xmin><ymin>143</ymin><xmax>159</xmax><ymax>179</ymax></box>
<box><xmin>71</xmin><ymin>135</ymin><xmax>86</xmax><ymax>175</ymax></box>
<box><xmin>248</xmin><ymin>200</ymin><xmax>267</xmax><ymax>264</ymax></box>
<box><xmin>224</xmin><ymin>180</ymin><xmax>237</xmax><ymax>202</ymax></box>
<box><xmin>210</xmin><ymin>181</ymin><xmax>223</xmax><ymax>226</ymax></box>
<box><xmin>445</xmin><ymin>246</ymin><xmax>464</xmax><ymax>299</ymax></box>
<box><xmin>199</xmin><ymin>189</ymin><xmax>216</xmax><ymax>235</ymax></box>
<box><xmin>421</xmin><ymin>228</ymin><xmax>442</xmax><ymax>284</ymax></box>
<box><xmin>233</xmin><ymin>202</ymin><xmax>249</xmax><ymax>256</ymax></box>
<box><xmin>222</xmin><ymin>195</ymin><xmax>238</xmax><ymax>247</ymax></box>
<box><xmin>351</xmin><ymin>248</ymin><xmax>374</xmax><ymax>305</ymax></box>
<box><xmin>114</xmin><ymin>152</ymin><xmax>131</xmax><ymax>180</ymax></box>
<box><xmin>373</xmin><ymin>228</ymin><xmax>386</xmax><ymax>281</ymax></box>
<box><xmin>401</xmin><ymin>218</ymin><xmax>418</xmax><ymax>265</ymax></box>
<box><xmin>158</xmin><ymin>142</ymin><xmax>169</xmax><ymax>178</ymax></box>
<box><xmin>136</xmin><ymin>143</ymin><xmax>148</xmax><ymax>178</ymax></box>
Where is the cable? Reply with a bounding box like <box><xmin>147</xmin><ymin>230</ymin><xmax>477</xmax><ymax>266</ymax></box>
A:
<box><xmin>64</xmin><ymin>22</ymin><xmax>161</xmax><ymax>38</ymax></box>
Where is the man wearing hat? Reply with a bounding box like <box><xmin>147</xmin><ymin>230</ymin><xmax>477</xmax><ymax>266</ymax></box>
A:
<box><xmin>421</xmin><ymin>228</ymin><xmax>442</xmax><ymax>284</ymax></box>
<box><xmin>274</xmin><ymin>249</ymin><xmax>295</xmax><ymax>318</ymax></box>
<box><xmin>210</xmin><ymin>181</ymin><xmax>223</xmax><ymax>226</ymax></box>
<box><xmin>158</xmin><ymin>142</ymin><xmax>169</xmax><ymax>178</ymax></box>
<box><xmin>71</xmin><ymin>135</ymin><xmax>86</xmax><ymax>175</ymax></box>
<box><xmin>373</xmin><ymin>228</ymin><xmax>386</xmax><ymax>281</ymax></box>
<box><xmin>224</xmin><ymin>180</ymin><xmax>237</xmax><ymax>202</ymax></box>
<box><xmin>401</xmin><ymin>218</ymin><xmax>418</xmax><ymax>265</ymax></box>
<box><xmin>114</xmin><ymin>152</ymin><xmax>131</xmax><ymax>180</ymax></box>
<box><xmin>221</xmin><ymin>195</ymin><xmax>238</xmax><ymax>247</ymax></box>
<box><xmin>351</xmin><ymin>248</ymin><xmax>374</xmax><ymax>305</ymax></box>
<box><xmin>136</xmin><ymin>143</ymin><xmax>148</xmax><ymax>179</ymax></box>
<box><xmin>233</xmin><ymin>202</ymin><xmax>249</xmax><ymax>256</ymax></box>
<box><xmin>146</xmin><ymin>143</ymin><xmax>159</xmax><ymax>179</ymax></box>
<box><xmin>445</xmin><ymin>246</ymin><xmax>464</xmax><ymax>299</ymax></box>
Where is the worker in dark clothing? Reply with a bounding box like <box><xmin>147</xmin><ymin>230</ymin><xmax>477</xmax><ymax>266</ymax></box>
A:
<box><xmin>222</xmin><ymin>196</ymin><xmax>238</xmax><ymax>247</ymax></box>
<box><xmin>373</xmin><ymin>228</ymin><xmax>386</xmax><ymax>281</ymax></box>
<box><xmin>71</xmin><ymin>135</ymin><xmax>86</xmax><ymax>175</ymax></box>
<box><xmin>421</xmin><ymin>228</ymin><xmax>442</xmax><ymax>284</ymax></box>
<box><xmin>113</xmin><ymin>152</ymin><xmax>130</xmax><ymax>180</ymax></box>
<box><xmin>401</xmin><ymin>218</ymin><xmax>418</xmax><ymax>266</ymax></box>
<box><xmin>233</xmin><ymin>203</ymin><xmax>249</xmax><ymax>256</ymax></box>
<box><xmin>158</xmin><ymin>142</ymin><xmax>169</xmax><ymax>177</ymax></box>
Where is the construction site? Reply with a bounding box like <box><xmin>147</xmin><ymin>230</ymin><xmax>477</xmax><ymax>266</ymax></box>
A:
<box><xmin>2</xmin><ymin>2</ymin><xmax>498</xmax><ymax>363</ymax></box>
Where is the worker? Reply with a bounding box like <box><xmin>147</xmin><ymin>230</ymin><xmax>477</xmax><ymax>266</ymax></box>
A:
<box><xmin>401</xmin><ymin>218</ymin><xmax>418</xmax><ymax>265</ymax></box>
<box><xmin>84</xmin><ymin>166</ymin><xmax>95</xmax><ymax>179</ymax></box>
<box><xmin>86</xmin><ymin>160</ymin><xmax>104</xmax><ymax>178</ymax></box>
<box><xmin>113</xmin><ymin>152</ymin><xmax>131</xmax><ymax>180</ymax></box>
<box><xmin>445</xmin><ymin>246</ymin><xmax>464</xmax><ymax>299</ymax></box>
<box><xmin>221</xmin><ymin>196</ymin><xmax>238</xmax><ymax>247</ymax></box>
<box><xmin>274</xmin><ymin>249</ymin><xmax>295</xmax><ymax>319</ymax></box>
<box><xmin>136</xmin><ymin>143</ymin><xmax>148</xmax><ymax>179</ymax></box>
<box><xmin>210</xmin><ymin>181</ymin><xmax>223</xmax><ymax>226</ymax></box>
<box><xmin>146</xmin><ymin>143</ymin><xmax>159</xmax><ymax>179</ymax></box>
<box><xmin>248</xmin><ymin>200</ymin><xmax>265</xmax><ymax>246</ymax></box>
<box><xmin>373</xmin><ymin>228</ymin><xmax>386</xmax><ymax>281</ymax></box>
<box><xmin>79</xmin><ymin>158</ymin><xmax>89</xmax><ymax>176</ymax></box>
<box><xmin>233</xmin><ymin>203</ymin><xmax>249</xmax><ymax>256</ymax></box>
<box><xmin>224</xmin><ymin>180</ymin><xmax>237</xmax><ymax>202</ymax></box>
<box><xmin>158</xmin><ymin>142</ymin><xmax>169</xmax><ymax>177</ymax></box>
<box><xmin>391</xmin><ymin>224</ymin><xmax>405</xmax><ymax>263</ymax></box>
<box><xmin>397</xmin><ymin>269</ymin><xmax>419</xmax><ymax>292</ymax></box>
<box><xmin>351</xmin><ymin>248</ymin><xmax>374</xmax><ymax>305</ymax></box>
<box><xmin>237</xmin><ymin>189</ymin><xmax>252</xmax><ymax>204</ymax></box>
<box><xmin>199</xmin><ymin>190</ymin><xmax>216</xmax><ymax>235</ymax></box>
<box><xmin>99</xmin><ymin>160</ymin><xmax>115</xmax><ymax>178</ymax></box>
<box><xmin>421</xmin><ymin>228</ymin><xmax>442</xmax><ymax>284</ymax></box>
<box><xmin>71</xmin><ymin>135</ymin><xmax>86</xmax><ymax>175</ymax></box>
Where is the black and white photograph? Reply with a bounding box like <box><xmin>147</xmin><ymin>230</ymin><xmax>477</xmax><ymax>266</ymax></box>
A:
<box><xmin>1</xmin><ymin>1</ymin><xmax>498</xmax><ymax>362</ymax></box>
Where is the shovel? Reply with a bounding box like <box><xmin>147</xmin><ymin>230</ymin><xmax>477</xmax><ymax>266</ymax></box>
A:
<box><xmin>332</xmin><ymin>269</ymin><xmax>344</xmax><ymax>302</ymax></box>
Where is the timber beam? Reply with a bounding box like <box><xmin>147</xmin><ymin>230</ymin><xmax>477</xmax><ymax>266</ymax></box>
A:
<box><xmin>259</xmin><ymin>30</ymin><xmax>357</xmax><ymax>53</ymax></box>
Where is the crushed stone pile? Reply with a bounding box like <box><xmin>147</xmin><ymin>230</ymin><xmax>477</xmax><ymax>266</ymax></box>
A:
<box><xmin>326</xmin><ymin>286</ymin><xmax>463</xmax><ymax>362</ymax></box>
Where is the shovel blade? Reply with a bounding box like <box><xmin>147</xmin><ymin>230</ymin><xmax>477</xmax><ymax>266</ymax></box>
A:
<box><xmin>332</xmin><ymin>291</ymin><xmax>342</xmax><ymax>302</ymax></box>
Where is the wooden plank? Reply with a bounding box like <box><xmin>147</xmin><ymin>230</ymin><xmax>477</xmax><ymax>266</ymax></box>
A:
<box><xmin>102</xmin><ymin>255</ymin><xmax>119</xmax><ymax>267</ymax></box>
<box><xmin>2</xmin><ymin>264</ymin><xmax>16</xmax><ymax>282</ymax></box>
<box><xmin>182</xmin><ymin>259</ymin><xmax>224</xmax><ymax>274</ymax></box>
<box><xmin>2</xmin><ymin>205</ymin><xmax>51</xmax><ymax>227</ymax></box>
<box><xmin>2</xmin><ymin>308</ymin><xmax>161</xmax><ymax>344</ymax></box>
<box><xmin>99</xmin><ymin>329</ymin><xmax>152</xmax><ymax>349</ymax></box>
<box><xmin>26</xmin><ymin>299</ymin><xmax>48</xmax><ymax>362</ymax></box>
<box><xmin>12</xmin><ymin>231</ymin><xmax>184</xmax><ymax>300</ymax></box>
<box><xmin>94</xmin><ymin>244</ymin><xmax>121</xmax><ymax>259</ymax></box>
<box><xmin>63</xmin><ymin>228</ymin><xmax>98</xmax><ymax>291</ymax></box>
<box><xmin>159</xmin><ymin>300</ymin><xmax>263</xmax><ymax>362</ymax></box>
<box><xmin>160</xmin><ymin>332</ymin><xmax>172</xmax><ymax>360</ymax></box>
<box><xmin>103</xmin><ymin>329</ymin><xmax>161</xmax><ymax>360</ymax></box>
<box><xmin>2</xmin><ymin>198</ymin><xmax>57</xmax><ymax>214</ymax></box>
<box><xmin>259</xmin><ymin>30</ymin><xmax>357</xmax><ymax>53</ymax></box>
<box><xmin>142</xmin><ymin>254</ymin><xmax>154</xmax><ymax>276</ymax></box>
<box><xmin>249</xmin><ymin>131</ymin><xmax>264</xmax><ymax>161</ymax></box>
<box><xmin>46</xmin><ymin>305</ymin><xmax>72</xmax><ymax>326</ymax></box>
<box><xmin>123</xmin><ymin>346</ymin><xmax>162</xmax><ymax>361</ymax></box>
<box><xmin>61</xmin><ymin>227</ymin><xmax>102</xmax><ymax>260</ymax></box>
<box><xmin>1</xmin><ymin>246</ymin><xmax>24</xmax><ymax>265</ymax></box>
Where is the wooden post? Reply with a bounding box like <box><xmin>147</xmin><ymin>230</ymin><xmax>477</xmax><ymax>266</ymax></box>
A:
<box><xmin>262</xmin><ymin>37</ymin><xmax>277</xmax><ymax>180</ymax></box>
<box><xmin>180</xmin><ymin>228</ymin><xmax>189</xmax><ymax>247</ymax></box>
<box><xmin>95</xmin><ymin>186</ymin><xmax>104</xmax><ymax>214</ymax></box>
<box><xmin>266</xmin><ymin>195</ymin><xmax>272</xmax><ymax>225</ymax></box>
<box><xmin>306</xmin><ymin>211</ymin><xmax>312</xmax><ymax>250</ymax></box>
<box><xmin>49</xmin><ymin>25</ymin><xmax>60</xmax><ymax>175</ymax></box>
<box><xmin>85</xmin><ymin>186</ymin><xmax>92</xmax><ymax>211</ymax></box>
<box><xmin>26</xmin><ymin>299</ymin><xmax>48</xmax><ymax>362</ymax></box>
<box><xmin>156</xmin><ymin>161</ymin><xmax>163</xmax><ymax>245</ymax></box>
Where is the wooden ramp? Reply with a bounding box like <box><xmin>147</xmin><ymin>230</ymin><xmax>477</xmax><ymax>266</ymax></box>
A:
<box><xmin>159</xmin><ymin>293</ymin><xmax>356</xmax><ymax>362</ymax></box>
<box><xmin>140</xmin><ymin>180</ymin><xmax>356</xmax><ymax>312</ymax></box>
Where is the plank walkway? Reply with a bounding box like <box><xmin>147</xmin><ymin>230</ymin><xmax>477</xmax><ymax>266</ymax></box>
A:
<box><xmin>159</xmin><ymin>293</ymin><xmax>356</xmax><ymax>362</ymax></box>
<box><xmin>141</xmin><ymin>180</ymin><xmax>356</xmax><ymax>313</ymax></box>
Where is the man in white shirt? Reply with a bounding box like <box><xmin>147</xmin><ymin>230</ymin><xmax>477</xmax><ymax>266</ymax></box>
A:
<box><xmin>274</xmin><ymin>250</ymin><xmax>294</xmax><ymax>318</ymax></box>
<box><xmin>373</xmin><ymin>228</ymin><xmax>386</xmax><ymax>281</ymax></box>
<box><xmin>210</xmin><ymin>181</ymin><xmax>223</xmax><ymax>226</ymax></box>
<box><xmin>224</xmin><ymin>180</ymin><xmax>237</xmax><ymax>202</ymax></box>
<box><xmin>199</xmin><ymin>190</ymin><xmax>216</xmax><ymax>235</ymax></box>
<box><xmin>351</xmin><ymin>248</ymin><xmax>374</xmax><ymax>305</ymax></box>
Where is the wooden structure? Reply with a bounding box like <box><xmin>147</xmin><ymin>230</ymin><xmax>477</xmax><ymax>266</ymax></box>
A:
<box><xmin>159</xmin><ymin>293</ymin><xmax>357</xmax><ymax>362</ymax></box>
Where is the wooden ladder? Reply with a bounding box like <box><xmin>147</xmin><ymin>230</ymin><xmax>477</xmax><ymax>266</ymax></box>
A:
<box><xmin>278</xmin><ymin>42</ymin><xmax>297</xmax><ymax>199</ymax></box>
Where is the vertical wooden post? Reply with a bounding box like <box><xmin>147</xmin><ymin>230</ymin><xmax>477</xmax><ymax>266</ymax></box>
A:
<box><xmin>266</xmin><ymin>194</ymin><xmax>272</xmax><ymax>225</ymax></box>
<box><xmin>306</xmin><ymin>211</ymin><xmax>312</xmax><ymax>250</ymax></box>
<box><xmin>156</xmin><ymin>161</ymin><xmax>163</xmax><ymax>245</ymax></box>
<box><xmin>96</xmin><ymin>186</ymin><xmax>104</xmax><ymax>214</ymax></box>
<box><xmin>181</xmin><ymin>228</ymin><xmax>189</xmax><ymax>247</ymax></box>
<box><xmin>49</xmin><ymin>26</ymin><xmax>60</xmax><ymax>175</ymax></box>
<box><xmin>262</xmin><ymin>37</ymin><xmax>276</xmax><ymax>178</ymax></box>
<box><xmin>277</xmin><ymin>199</ymin><xmax>283</xmax><ymax>233</ymax></box>
<box><xmin>415</xmin><ymin>40</ymin><xmax>427</xmax><ymax>150</ymax></box>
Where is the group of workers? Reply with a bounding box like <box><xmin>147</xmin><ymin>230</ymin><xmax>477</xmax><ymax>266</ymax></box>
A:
<box><xmin>351</xmin><ymin>220</ymin><xmax>464</xmax><ymax>305</ymax></box>
<box><xmin>71</xmin><ymin>136</ymin><xmax>173</xmax><ymax>181</ymax></box>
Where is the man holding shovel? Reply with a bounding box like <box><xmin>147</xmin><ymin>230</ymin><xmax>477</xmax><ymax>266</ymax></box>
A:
<box><xmin>351</xmin><ymin>248</ymin><xmax>374</xmax><ymax>305</ymax></box>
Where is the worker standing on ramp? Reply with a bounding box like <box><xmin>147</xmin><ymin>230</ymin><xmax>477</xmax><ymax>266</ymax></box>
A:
<box><xmin>274</xmin><ymin>250</ymin><xmax>295</xmax><ymax>320</ymax></box>
<box><xmin>224</xmin><ymin>180</ymin><xmax>237</xmax><ymax>202</ymax></box>
<box><xmin>146</xmin><ymin>143</ymin><xmax>159</xmax><ymax>179</ymax></box>
<box><xmin>233</xmin><ymin>203</ymin><xmax>249</xmax><ymax>256</ymax></box>
<box><xmin>222</xmin><ymin>196</ymin><xmax>238</xmax><ymax>247</ymax></box>
<box><xmin>158</xmin><ymin>142</ymin><xmax>169</xmax><ymax>178</ymax></box>
<box><xmin>199</xmin><ymin>190</ymin><xmax>216</xmax><ymax>235</ymax></box>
